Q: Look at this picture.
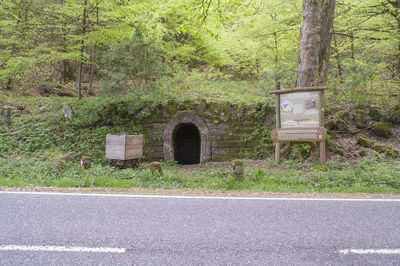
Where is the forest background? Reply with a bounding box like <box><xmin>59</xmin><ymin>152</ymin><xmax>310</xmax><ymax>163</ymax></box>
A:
<box><xmin>1</xmin><ymin>0</ymin><xmax>399</xmax><ymax>103</ymax></box>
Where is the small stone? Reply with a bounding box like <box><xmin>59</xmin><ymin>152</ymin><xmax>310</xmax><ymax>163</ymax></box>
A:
<box><xmin>357</xmin><ymin>137</ymin><xmax>373</xmax><ymax>148</ymax></box>
<box><xmin>358</xmin><ymin>149</ymin><xmax>367</xmax><ymax>157</ymax></box>
<box><xmin>335</xmin><ymin>110</ymin><xmax>351</xmax><ymax>122</ymax></box>
<box><xmin>369</xmin><ymin>108</ymin><xmax>381</xmax><ymax>121</ymax></box>
<box><xmin>354</xmin><ymin>109</ymin><xmax>368</xmax><ymax>129</ymax></box>
<box><xmin>149</xmin><ymin>162</ymin><xmax>163</xmax><ymax>176</ymax></box>
<box><xmin>80</xmin><ymin>156</ymin><xmax>92</xmax><ymax>169</ymax></box>
<box><xmin>334</xmin><ymin>148</ymin><xmax>345</xmax><ymax>156</ymax></box>
<box><xmin>232</xmin><ymin>159</ymin><xmax>244</xmax><ymax>180</ymax></box>
<box><xmin>326</xmin><ymin>121</ymin><xmax>337</xmax><ymax>131</ymax></box>
<box><xmin>236</xmin><ymin>103</ymin><xmax>245</xmax><ymax>119</ymax></box>
<box><xmin>373</xmin><ymin>145</ymin><xmax>398</xmax><ymax>158</ymax></box>
<box><xmin>371</xmin><ymin>122</ymin><xmax>390</xmax><ymax>138</ymax></box>
<box><xmin>196</xmin><ymin>99</ymin><xmax>207</xmax><ymax>114</ymax></box>
<box><xmin>1</xmin><ymin>107</ymin><xmax>11</xmax><ymax>124</ymax></box>
<box><xmin>389</xmin><ymin>110</ymin><xmax>400</xmax><ymax>124</ymax></box>
<box><xmin>335</xmin><ymin>119</ymin><xmax>348</xmax><ymax>132</ymax></box>
<box><xmin>63</xmin><ymin>105</ymin><xmax>73</xmax><ymax>121</ymax></box>
<box><xmin>52</xmin><ymin>160</ymin><xmax>64</xmax><ymax>171</ymax></box>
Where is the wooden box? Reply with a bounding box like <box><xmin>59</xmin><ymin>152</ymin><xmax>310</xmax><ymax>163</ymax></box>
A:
<box><xmin>106</xmin><ymin>134</ymin><xmax>144</xmax><ymax>160</ymax></box>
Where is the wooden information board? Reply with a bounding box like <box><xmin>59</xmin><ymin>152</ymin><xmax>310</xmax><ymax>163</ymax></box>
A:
<box><xmin>271</xmin><ymin>127</ymin><xmax>327</xmax><ymax>142</ymax></box>
<box><xmin>270</xmin><ymin>87</ymin><xmax>327</xmax><ymax>165</ymax></box>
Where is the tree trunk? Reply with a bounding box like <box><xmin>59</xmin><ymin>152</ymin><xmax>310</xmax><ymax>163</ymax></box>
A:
<box><xmin>333</xmin><ymin>30</ymin><xmax>342</xmax><ymax>83</ymax></box>
<box><xmin>77</xmin><ymin>0</ymin><xmax>88</xmax><ymax>100</ymax></box>
<box><xmin>296</xmin><ymin>0</ymin><xmax>336</xmax><ymax>87</ymax></box>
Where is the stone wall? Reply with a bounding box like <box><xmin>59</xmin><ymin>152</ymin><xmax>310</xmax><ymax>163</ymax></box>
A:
<box><xmin>140</xmin><ymin>99</ymin><xmax>274</xmax><ymax>162</ymax></box>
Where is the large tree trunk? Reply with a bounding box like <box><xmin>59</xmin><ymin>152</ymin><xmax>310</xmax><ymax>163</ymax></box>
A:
<box><xmin>296</xmin><ymin>0</ymin><xmax>336</xmax><ymax>87</ymax></box>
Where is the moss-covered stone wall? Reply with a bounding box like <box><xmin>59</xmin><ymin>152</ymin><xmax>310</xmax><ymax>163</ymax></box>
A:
<box><xmin>139</xmin><ymin>99</ymin><xmax>274</xmax><ymax>162</ymax></box>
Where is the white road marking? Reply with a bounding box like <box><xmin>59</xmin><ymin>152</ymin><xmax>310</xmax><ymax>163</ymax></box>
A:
<box><xmin>339</xmin><ymin>249</ymin><xmax>400</xmax><ymax>255</ymax></box>
<box><xmin>0</xmin><ymin>245</ymin><xmax>126</xmax><ymax>253</ymax></box>
<box><xmin>0</xmin><ymin>191</ymin><xmax>399</xmax><ymax>202</ymax></box>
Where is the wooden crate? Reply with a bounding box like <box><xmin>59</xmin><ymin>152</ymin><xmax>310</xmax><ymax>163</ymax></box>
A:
<box><xmin>106</xmin><ymin>134</ymin><xmax>144</xmax><ymax>160</ymax></box>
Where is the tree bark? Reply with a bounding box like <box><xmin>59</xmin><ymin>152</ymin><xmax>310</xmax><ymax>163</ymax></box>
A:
<box><xmin>296</xmin><ymin>0</ymin><xmax>336</xmax><ymax>87</ymax></box>
<box><xmin>77</xmin><ymin>0</ymin><xmax>88</xmax><ymax>100</ymax></box>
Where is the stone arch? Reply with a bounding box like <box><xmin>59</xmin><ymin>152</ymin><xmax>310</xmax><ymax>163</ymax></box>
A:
<box><xmin>163</xmin><ymin>112</ymin><xmax>211</xmax><ymax>163</ymax></box>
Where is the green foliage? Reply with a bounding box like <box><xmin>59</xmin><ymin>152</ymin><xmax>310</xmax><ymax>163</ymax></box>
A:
<box><xmin>99</xmin><ymin>25</ymin><xmax>166</xmax><ymax>94</ymax></box>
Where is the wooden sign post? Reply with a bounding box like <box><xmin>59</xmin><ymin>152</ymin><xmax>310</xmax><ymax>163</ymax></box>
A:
<box><xmin>270</xmin><ymin>86</ymin><xmax>327</xmax><ymax>165</ymax></box>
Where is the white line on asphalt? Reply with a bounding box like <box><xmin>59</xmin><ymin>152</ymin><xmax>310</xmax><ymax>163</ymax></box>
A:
<box><xmin>0</xmin><ymin>245</ymin><xmax>126</xmax><ymax>253</ymax></box>
<box><xmin>339</xmin><ymin>249</ymin><xmax>400</xmax><ymax>255</ymax></box>
<box><xmin>1</xmin><ymin>191</ymin><xmax>400</xmax><ymax>202</ymax></box>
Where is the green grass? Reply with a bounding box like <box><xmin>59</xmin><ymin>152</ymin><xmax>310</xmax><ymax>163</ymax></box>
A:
<box><xmin>1</xmin><ymin>156</ymin><xmax>399</xmax><ymax>194</ymax></box>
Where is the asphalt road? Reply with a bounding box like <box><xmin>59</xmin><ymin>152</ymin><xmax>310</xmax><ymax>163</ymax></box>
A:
<box><xmin>0</xmin><ymin>191</ymin><xmax>399</xmax><ymax>265</ymax></box>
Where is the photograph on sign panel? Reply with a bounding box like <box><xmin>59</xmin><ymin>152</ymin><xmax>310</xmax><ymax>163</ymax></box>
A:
<box><xmin>280</xmin><ymin>91</ymin><xmax>319</xmax><ymax>128</ymax></box>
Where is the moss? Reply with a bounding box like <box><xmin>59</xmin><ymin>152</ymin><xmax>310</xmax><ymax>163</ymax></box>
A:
<box><xmin>166</xmin><ymin>100</ymin><xmax>177</xmax><ymax>116</ymax></box>
<box><xmin>358</xmin><ymin>149</ymin><xmax>367</xmax><ymax>157</ymax></box>
<box><xmin>232</xmin><ymin>159</ymin><xmax>244</xmax><ymax>166</ymax></box>
<box><xmin>326</xmin><ymin>121</ymin><xmax>337</xmax><ymax>131</ymax></box>
<box><xmin>209</xmin><ymin>102</ymin><xmax>221</xmax><ymax>115</ymax></box>
<box><xmin>335</xmin><ymin>110</ymin><xmax>351</xmax><ymax>122</ymax></box>
<box><xmin>395</xmin><ymin>105</ymin><xmax>400</xmax><ymax>112</ymax></box>
<box><xmin>196</xmin><ymin>99</ymin><xmax>207</xmax><ymax>114</ymax></box>
<box><xmin>222</xmin><ymin>102</ymin><xmax>231</xmax><ymax>118</ymax></box>
<box><xmin>149</xmin><ymin>162</ymin><xmax>163</xmax><ymax>176</ymax></box>
<box><xmin>177</xmin><ymin>100</ymin><xmax>193</xmax><ymax>111</ymax></box>
<box><xmin>327</xmin><ymin>131</ymin><xmax>337</xmax><ymax>139</ymax></box>
<box><xmin>373</xmin><ymin>145</ymin><xmax>398</xmax><ymax>158</ymax></box>
<box><xmin>371</xmin><ymin>122</ymin><xmax>390</xmax><ymax>138</ymax></box>
<box><xmin>389</xmin><ymin>110</ymin><xmax>400</xmax><ymax>124</ymax></box>
<box><xmin>334</xmin><ymin>148</ymin><xmax>345</xmax><ymax>156</ymax></box>
<box><xmin>236</xmin><ymin>103</ymin><xmax>246</xmax><ymax>118</ymax></box>
<box><xmin>369</xmin><ymin>107</ymin><xmax>381</xmax><ymax>121</ymax></box>
<box><xmin>335</xmin><ymin>119</ymin><xmax>348</xmax><ymax>132</ymax></box>
<box><xmin>354</xmin><ymin>109</ymin><xmax>368</xmax><ymax>129</ymax></box>
<box><xmin>325</xmin><ymin>136</ymin><xmax>335</xmax><ymax>147</ymax></box>
<box><xmin>213</xmin><ymin>119</ymin><xmax>220</xmax><ymax>124</ymax></box>
<box><xmin>357</xmin><ymin>137</ymin><xmax>373</xmax><ymax>148</ymax></box>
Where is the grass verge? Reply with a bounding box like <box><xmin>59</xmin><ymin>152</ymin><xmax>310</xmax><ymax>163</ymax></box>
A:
<box><xmin>1</xmin><ymin>157</ymin><xmax>399</xmax><ymax>194</ymax></box>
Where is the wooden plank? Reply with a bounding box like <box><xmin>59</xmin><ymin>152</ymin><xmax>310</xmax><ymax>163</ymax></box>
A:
<box><xmin>275</xmin><ymin>142</ymin><xmax>281</xmax><ymax>163</ymax></box>
<box><xmin>125</xmin><ymin>145</ymin><xmax>143</xmax><ymax>160</ymax></box>
<box><xmin>106</xmin><ymin>135</ymin><xmax>126</xmax><ymax>145</ymax></box>
<box><xmin>275</xmin><ymin>94</ymin><xmax>281</xmax><ymax>129</ymax></box>
<box><xmin>320</xmin><ymin>141</ymin><xmax>326</xmax><ymax>165</ymax></box>
<box><xmin>106</xmin><ymin>144</ymin><xmax>125</xmax><ymax>160</ymax></box>
<box><xmin>271</xmin><ymin>127</ymin><xmax>327</xmax><ymax>142</ymax></box>
<box><xmin>270</xmin><ymin>86</ymin><xmax>326</xmax><ymax>95</ymax></box>
<box><xmin>125</xmin><ymin>135</ymin><xmax>143</xmax><ymax>145</ymax></box>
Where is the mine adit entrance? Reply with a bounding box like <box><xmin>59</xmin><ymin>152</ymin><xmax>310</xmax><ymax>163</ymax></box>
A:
<box><xmin>173</xmin><ymin>123</ymin><xmax>201</xmax><ymax>165</ymax></box>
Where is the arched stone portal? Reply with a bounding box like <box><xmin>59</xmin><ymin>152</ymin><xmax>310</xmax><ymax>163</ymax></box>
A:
<box><xmin>163</xmin><ymin>112</ymin><xmax>211</xmax><ymax>163</ymax></box>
